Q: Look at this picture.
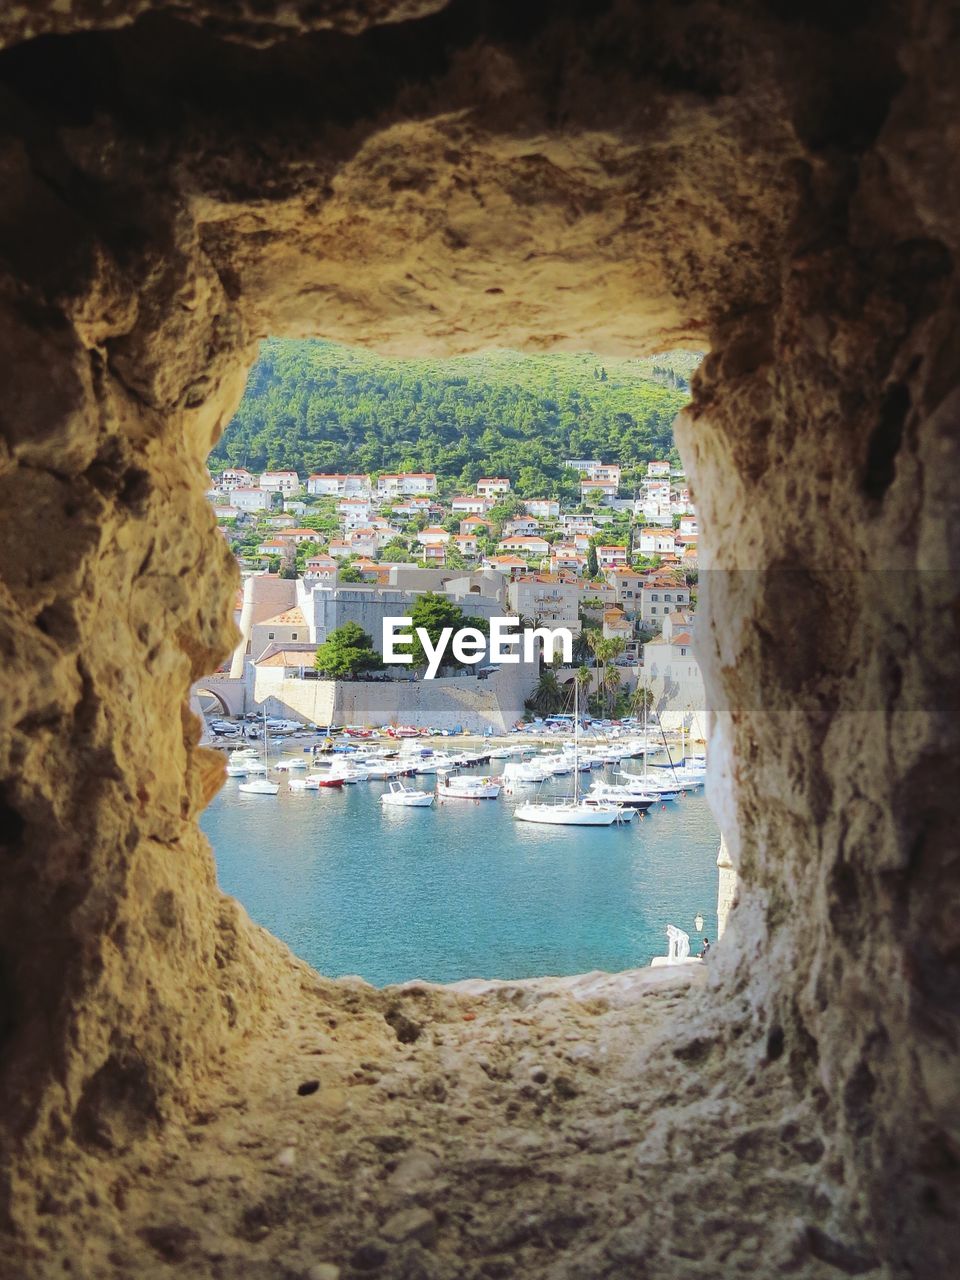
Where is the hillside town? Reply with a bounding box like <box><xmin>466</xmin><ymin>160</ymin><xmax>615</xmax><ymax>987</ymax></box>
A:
<box><xmin>202</xmin><ymin>457</ymin><xmax>704</xmax><ymax>731</ymax></box>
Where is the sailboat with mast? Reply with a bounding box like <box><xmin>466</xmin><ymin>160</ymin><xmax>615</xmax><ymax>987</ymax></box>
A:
<box><xmin>514</xmin><ymin>681</ymin><xmax>629</xmax><ymax>826</ymax></box>
<box><xmin>238</xmin><ymin>709</ymin><xmax>280</xmax><ymax>796</ymax></box>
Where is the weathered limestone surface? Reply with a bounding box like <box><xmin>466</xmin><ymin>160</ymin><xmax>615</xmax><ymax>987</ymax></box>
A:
<box><xmin>0</xmin><ymin>2</ymin><xmax>957</xmax><ymax>1276</ymax></box>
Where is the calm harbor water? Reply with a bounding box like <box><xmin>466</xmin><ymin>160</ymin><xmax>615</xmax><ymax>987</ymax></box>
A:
<box><xmin>201</xmin><ymin>756</ymin><xmax>721</xmax><ymax>987</ymax></box>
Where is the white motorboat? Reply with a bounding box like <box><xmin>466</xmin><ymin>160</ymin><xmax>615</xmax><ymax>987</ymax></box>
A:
<box><xmin>437</xmin><ymin>774</ymin><xmax>501</xmax><ymax>800</ymax></box>
<box><xmin>585</xmin><ymin>781</ymin><xmax>654</xmax><ymax>811</ymax></box>
<box><xmin>274</xmin><ymin>757</ymin><xmax>309</xmax><ymax>772</ymax></box>
<box><xmin>239</xmin><ymin>777</ymin><xmax>280</xmax><ymax>795</ymax></box>
<box><xmin>513</xmin><ymin>685</ymin><xmax>630</xmax><ymax>827</ymax></box>
<box><xmin>288</xmin><ymin>776</ymin><xmax>321</xmax><ymax>791</ymax></box>
<box><xmin>502</xmin><ymin>760</ymin><xmax>550</xmax><ymax>787</ymax></box>
<box><xmin>616</xmin><ymin>770</ymin><xmax>680</xmax><ymax>801</ymax></box>
<box><xmin>225</xmin><ymin>746</ymin><xmax>262</xmax><ymax>777</ymax></box>
<box><xmin>238</xmin><ymin>710</ymin><xmax>280</xmax><ymax>795</ymax></box>
<box><xmin>381</xmin><ymin>780</ymin><xmax>434</xmax><ymax>808</ymax></box>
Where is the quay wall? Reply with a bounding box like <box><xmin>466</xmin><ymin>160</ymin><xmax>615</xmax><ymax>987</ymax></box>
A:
<box><xmin>253</xmin><ymin>664</ymin><xmax>531</xmax><ymax>731</ymax></box>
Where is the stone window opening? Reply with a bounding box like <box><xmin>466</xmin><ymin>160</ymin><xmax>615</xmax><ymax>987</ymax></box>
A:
<box><xmin>0</xmin><ymin>6</ymin><xmax>956</xmax><ymax>1277</ymax></box>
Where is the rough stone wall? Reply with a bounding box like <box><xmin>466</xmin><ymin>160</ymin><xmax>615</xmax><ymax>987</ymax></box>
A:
<box><xmin>0</xmin><ymin>0</ymin><xmax>957</xmax><ymax>1273</ymax></box>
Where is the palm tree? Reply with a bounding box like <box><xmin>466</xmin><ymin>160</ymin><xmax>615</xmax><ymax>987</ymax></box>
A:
<box><xmin>602</xmin><ymin>663</ymin><xmax>622</xmax><ymax>716</ymax></box>
<box><xmin>527</xmin><ymin>669</ymin><xmax>564</xmax><ymax>716</ymax></box>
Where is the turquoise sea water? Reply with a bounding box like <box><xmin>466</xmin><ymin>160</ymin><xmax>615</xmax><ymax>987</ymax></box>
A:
<box><xmin>201</xmin><ymin>758</ymin><xmax>721</xmax><ymax>986</ymax></box>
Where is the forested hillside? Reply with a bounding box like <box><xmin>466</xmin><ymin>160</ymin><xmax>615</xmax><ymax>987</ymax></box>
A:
<box><xmin>211</xmin><ymin>340</ymin><xmax>696</xmax><ymax>497</ymax></box>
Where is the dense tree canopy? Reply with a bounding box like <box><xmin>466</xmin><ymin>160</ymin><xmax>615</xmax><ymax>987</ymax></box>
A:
<box><xmin>211</xmin><ymin>340</ymin><xmax>694</xmax><ymax>497</ymax></box>
<box><xmin>314</xmin><ymin>623</ymin><xmax>382</xmax><ymax>678</ymax></box>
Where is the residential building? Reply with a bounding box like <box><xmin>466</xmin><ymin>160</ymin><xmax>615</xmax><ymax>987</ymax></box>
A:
<box><xmin>596</xmin><ymin>544</ymin><xmax>628</xmax><ymax>569</ymax></box>
<box><xmin>218</xmin><ymin>467</ymin><xmax>257</xmax><ymax>491</ymax></box>
<box><xmin>647</xmin><ymin>459</ymin><xmax>671</xmax><ymax>477</ymax></box>
<box><xmin>232</xmin><ymin>487</ymin><xmax>272</xmax><ymax>513</ymax></box>
<box><xmin>602</xmin><ymin>608</ymin><xmax>634</xmax><ymax>644</ymax></box>
<box><xmin>507</xmin><ymin>574</ymin><xmax>581</xmax><ymax>634</ymax></box>
<box><xmin>304</xmin><ymin>555</ymin><xmax>337</xmax><ymax>583</ymax></box>
<box><xmin>453</xmin><ymin>534</ymin><xmax>479</xmax><ymax>557</ymax></box>
<box><xmin>459</xmin><ymin>516</ymin><xmax>493</xmax><ymax>536</ymax></box>
<box><xmin>679</xmin><ymin>514</ymin><xmax>698</xmax><ymax>536</ymax></box>
<box><xmin>560</xmin><ymin>513</ymin><xmax>597</xmax><ymax>535</ymax></box>
<box><xmin>307</xmin><ymin>473</ymin><xmax>371</xmax><ymax>497</ymax></box>
<box><xmin>608</xmin><ymin>567</ymin><xmax>646</xmax><ymax>613</ymax></box>
<box><xmin>283</xmin><ymin>499</ymin><xmax>308</xmax><ymax>516</ymax></box>
<box><xmin>591</xmin><ymin>463</ymin><xmax>621</xmax><ymax>486</ymax></box>
<box><xmin>563</xmin><ymin>459</ymin><xmax>601</xmax><ymax>474</ymax></box>
<box><xmin>259</xmin><ymin>470</ymin><xmax>302</xmax><ymax>495</ymax></box>
<box><xmin>342</xmin><ymin>529</ymin><xmax>378</xmax><ymax>558</ymax></box>
<box><xmin>265</xmin><ymin>514</ymin><xmax>296</xmax><ymax>529</ymax></box>
<box><xmin>642</xmin><ymin>612</ymin><xmax>705</xmax><ymax>725</ymax></box>
<box><xmin>451</xmin><ymin>495</ymin><xmax>493</xmax><ymax>515</ymax></box>
<box><xmin>271</xmin><ymin>528</ymin><xmax>321</xmax><ymax>546</ymax></box>
<box><xmin>212</xmin><ymin>504</ymin><xmax>240</xmax><ymax>520</ymax></box>
<box><xmin>257</xmin><ymin>537</ymin><xmax>292</xmax><ymax>557</ymax></box>
<box><xmin>549</xmin><ymin>545</ymin><xmax>586</xmax><ymax>575</ymax></box>
<box><xmin>377</xmin><ymin>472</ymin><xmax>438</xmax><ymax>498</ymax></box>
<box><xmin>417</xmin><ymin>526</ymin><xmax>451</xmax><ymax>547</ymax></box>
<box><xmin>524</xmin><ymin>498</ymin><xmax>560</xmax><ymax>520</ymax></box>
<box><xmin>637</xmin><ymin>527</ymin><xmax>678</xmax><ymax>555</ymax></box>
<box><xmin>580</xmin><ymin>478</ymin><xmax>619</xmax><ymax>503</ymax></box>
<box><xmin>639</xmin><ymin>577</ymin><xmax>691</xmax><ymax>628</ymax></box>
<box><xmin>392</xmin><ymin>497</ymin><xmax>439</xmax><ymax>517</ymax></box>
<box><xmin>502</xmin><ymin>517</ymin><xmax>540</xmax><ymax>537</ymax></box>
<box><xmin>477</xmin><ymin>477</ymin><xmax>511</xmax><ymax>497</ymax></box>
<box><xmin>497</xmin><ymin>534</ymin><xmax>550</xmax><ymax>557</ymax></box>
<box><xmin>481</xmin><ymin>554</ymin><xmax>532</xmax><ymax>580</ymax></box>
<box><xmin>338</xmin><ymin>497</ymin><xmax>374</xmax><ymax>527</ymax></box>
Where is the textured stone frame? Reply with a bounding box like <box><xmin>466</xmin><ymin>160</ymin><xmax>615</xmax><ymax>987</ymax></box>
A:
<box><xmin>0</xmin><ymin>1</ymin><xmax>957</xmax><ymax>1274</ymax></box>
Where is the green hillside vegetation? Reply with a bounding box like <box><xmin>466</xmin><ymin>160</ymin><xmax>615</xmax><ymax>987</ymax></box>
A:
<box><xmin>211</xmin><ymin>340</ymin><xmax>695</xmax><ymax>498</ymax></box>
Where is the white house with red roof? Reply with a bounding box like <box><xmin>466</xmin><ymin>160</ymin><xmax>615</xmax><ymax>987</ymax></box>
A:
<box><xmin>502</xmin><ymin>516</ymin><xmax>540</xmax><ymax>538</ymax></box>
<box><xmin>259</xmin><ymin>470</ymin><xmax>302</xmax><ymax>495</ymax></box>
<box><xmin>477</xmin><ymin>477</ymin><xmax>511</xmax><ymax>497</ymax></box>
<box><xmin>459</xmin><ymin>515</ymin><xmax>493</xmax><ymax>536</ymax></box>
<box><xmin>580</xmin><ymin>478</ymin><xmax>619</xmax><ymax>503</ymax></box>
<box><xmin>596</xmin><ymin>544</ymin><xmax>629</xmax><ymax>569</ymax></box>
<box><xmin>307</xmin><ymin>473</ymin><xmax>371</xmax><ymax>497</ymax></box>
<box><xmin>377</xmin><ymin>472</ymin><xmax>437</xmax><ymax>498</ymax></box>
<box><xmin>453</xmin><ymin>533</ymin><xmax>480</xmax><ymax>557</ymax></box>
<box><xmin>481</xmin><ymin>554</ymin><xmax>532</xmax><ymax>580</ymax></box>
<box><xmin>637</xmin><ymin>527</ymin><xmax>678</xmax><ymax>555</ymax></box>
<box><xmin>451</xmin><ymin>495</ymin><xmax>493</xmax><ymax>515</ymax></box>
<box><xmin>549</xmin><ymin>545</ymin><xmax>586</xmax><ymax>575</ymax></box>
<box><xmin>218</xmin><ymin>467</ymin><xmax>257</xmax><ymax>491</ymax></box>
<box><xmin>647</xmin><ymin>459</ymin><xmax>671</xmax><ymax>477</ymax></box>
<box><xmin>497</xmin><ymin>534</ymin><xmax>550</xmax><ymax>557</ymax></box>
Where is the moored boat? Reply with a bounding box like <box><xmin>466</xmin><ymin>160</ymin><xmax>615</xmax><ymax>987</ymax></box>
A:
<box><xmin>381</xmin><ymin>780</ymin><xmax>435</xmax><ymax>808</ymax></box>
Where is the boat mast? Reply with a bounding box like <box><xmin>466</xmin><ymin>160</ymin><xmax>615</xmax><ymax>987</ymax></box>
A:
<box><xmin>573</xmin><ymin>679</ymin><xmax>580</xmax><ymax>806</ymax></box>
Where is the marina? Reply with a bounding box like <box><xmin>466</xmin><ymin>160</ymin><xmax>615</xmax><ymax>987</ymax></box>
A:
<box><xmin>201</xmin><ymin>733</ymin><xmax>721</xmax><ymax>986</ymax></box>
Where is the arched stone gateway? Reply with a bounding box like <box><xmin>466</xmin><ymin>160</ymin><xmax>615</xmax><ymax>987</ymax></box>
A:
<box><xmin>0</xmin><ymin>3</ymin><xmax>957</xmax><ymax>1275</ymax></box>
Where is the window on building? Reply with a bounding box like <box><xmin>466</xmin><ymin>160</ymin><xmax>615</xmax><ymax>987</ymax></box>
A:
<box><xmin>268</xmin><ymin>631</ymin><xmax>275</xmax><ymax>639</ymax></box>
<box><xmin>292</xmin><ymin>632</ymin><xmax>298</xmax><ymax>639</ymax></box>
<box><xmin>651</xmin><ymin>593</ymin><xmax>659</xmax><ymax>601</ymax></box>
<box><xmin>664</xmin><ymin>593</ymin><xmax>672</xmax><ymax>602</ymax></box>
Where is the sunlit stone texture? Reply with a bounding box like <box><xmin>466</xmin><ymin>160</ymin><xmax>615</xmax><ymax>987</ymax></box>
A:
<box><xmin>0</xmin><ymin>2</ymin><xmax>957</xmax><ymax>1274</ymax></box>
